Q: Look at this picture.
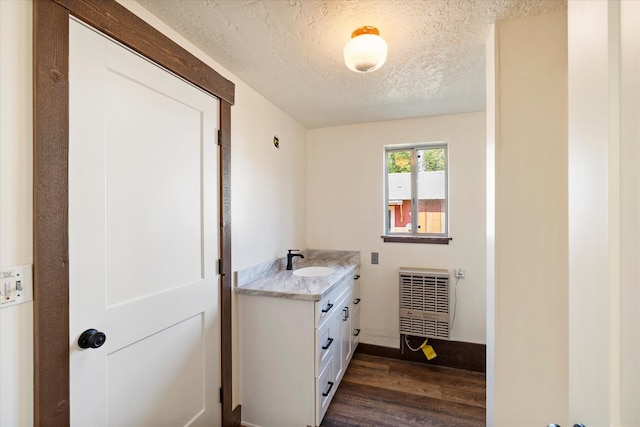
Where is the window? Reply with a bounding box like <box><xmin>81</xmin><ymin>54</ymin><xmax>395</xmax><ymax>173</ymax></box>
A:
<box><xmin>383</xmin><ymin>143</ymin><xmax>450</xmax><ymax>243</ymax></box>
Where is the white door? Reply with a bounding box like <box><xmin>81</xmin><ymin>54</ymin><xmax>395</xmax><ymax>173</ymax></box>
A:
<box><xmin>68</xmin><ymin>18</ymin><xmax>220</xmax><ymax>427</ymax></box>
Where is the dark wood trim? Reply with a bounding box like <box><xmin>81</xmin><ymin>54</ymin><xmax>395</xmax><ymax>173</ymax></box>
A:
<box><xmin>232</xmin><ymin>404</ymin><xmax>242</xmax><ymax>426</ymax></box>
<box><xmin>382</xmin><ymin>236</ymin><xmax>452</xmax><ymax>244</ymax></box>
<box><xmin>33</xmin><ymin>0</ymin><xmax>236</xmax><ymax>426</ymax></box>
<box><xmin>356</xmin><ymin>336</ymin><xmax>486</xmax><ymax>373</ymax></box>
<box><xmin>33</xmin><ymin>1</ymin><xmax>70</xmax><ymax>425</ymax></box>
<box><xmin>219</xmin><ymin>101</ymin><xmax>236</xmax><ymax>427</ymax></box>
<box><xmin>52</xmin><ymin>0</ymin><xmax>234</xmax><ymax>105</ymax></box>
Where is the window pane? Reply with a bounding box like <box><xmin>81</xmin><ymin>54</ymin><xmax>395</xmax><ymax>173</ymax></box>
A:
<box><xmin>386</xmin><ymin>150</ymin><xmax>412</xmax><ymax>233</ymax></box>
<box><xmin>416</xmin><ymin>147</ymin><xmax>445</xmax><ymax>234</ymax></box>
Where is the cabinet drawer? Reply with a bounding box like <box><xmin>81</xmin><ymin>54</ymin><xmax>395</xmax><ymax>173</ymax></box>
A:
<box><xmin>316</xmin><ymin>359</ymin><xmax>334</xmax><ymax>426</ymax></box>
<box><xmin>315</xmin><ymin>319</ymin><xmax>336</xmax><ymax>376</ymax></box>
<box><xmin>316</xmin><ymin>277</ymin><xmax>349</xmax><ymax>328</ymax></box>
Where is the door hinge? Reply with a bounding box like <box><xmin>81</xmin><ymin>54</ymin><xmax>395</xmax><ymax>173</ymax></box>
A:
<box><xmin>218</xmin><ymin>258</ymin><xmax>223</xmax><ymax>275</ymax></box>
<box><xmin>217</xmin><ymin>129</ymin><xmax>222</xmax><ymax>145</ymax></box>
<box><xmin>219</xmin><ymin>387</ymin><xmax>223</xmax><ymax>403</ymax></box>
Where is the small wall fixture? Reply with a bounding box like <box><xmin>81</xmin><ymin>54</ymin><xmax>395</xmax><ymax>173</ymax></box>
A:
<box><xmin>343</xmin><ymin>26</ymin><xmax>388</xmax><ymax>73</ymax></box>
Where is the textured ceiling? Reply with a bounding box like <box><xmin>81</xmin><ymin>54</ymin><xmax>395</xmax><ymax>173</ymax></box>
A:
<box><xmin>137</xmin><ymin>0</ymin><xmax>566</xmax><ymax>129</ymax></box>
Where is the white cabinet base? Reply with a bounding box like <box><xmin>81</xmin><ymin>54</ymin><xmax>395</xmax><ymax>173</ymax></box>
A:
<box><xmin>239</xmin><ymin>272</ymin><xmax>360</xmax><ymax>427</ymax></box>
<box><xmin>239</xmin><ymin>295</ymin><xmax>315</xmax><ymax>427</ymax></box>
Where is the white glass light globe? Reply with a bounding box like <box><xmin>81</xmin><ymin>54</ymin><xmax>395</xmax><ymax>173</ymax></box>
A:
<box><xmin>343</xmin><ymin>33</ymin><xmax>388</xmax><ymax>73</ymax></box>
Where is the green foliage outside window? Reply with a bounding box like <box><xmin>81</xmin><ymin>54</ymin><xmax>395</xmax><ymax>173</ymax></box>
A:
<box><xmin>388</xmin><ymin>148</ymin><xmax>444</xmax><ymax>174</ymax></box>
<box><xmin>387</xmin><ymin>151</ymin><xmax>411</xmax><ymax>173</ymax></box>
<box><xmin>419</xmin><ymin>148</ymin><xmax>445</xmax><ymax>172</ymax></box>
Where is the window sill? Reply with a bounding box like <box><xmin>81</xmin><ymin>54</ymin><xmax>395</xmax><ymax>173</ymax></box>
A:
<box><xmin>381</xmin><ymin>236</ymin><xmax>452</xmax><ymax>244</ymax></box>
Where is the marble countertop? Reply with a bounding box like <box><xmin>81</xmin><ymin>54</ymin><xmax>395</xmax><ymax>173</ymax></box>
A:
<box><xmin>234</xmin><ymin>250</ymin><xmax>360</xmax><ymax>301</ymax></box>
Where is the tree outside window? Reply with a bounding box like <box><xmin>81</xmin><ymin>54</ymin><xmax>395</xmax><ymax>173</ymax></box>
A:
<box><xmin>385</xmin><ymin>144</ymin><xmax>448</xmax><ymax>238</ymax></box>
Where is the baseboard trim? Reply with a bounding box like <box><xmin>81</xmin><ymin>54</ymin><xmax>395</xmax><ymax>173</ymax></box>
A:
<box><xmin>232</xmin><ymin>404</ymin><xmax>242</xmax><ymax>427</ymax></box>
<box><xmin>356</xmin><ymin>335</ymin><xmax>486</xmax><ymax>373</ymax></box>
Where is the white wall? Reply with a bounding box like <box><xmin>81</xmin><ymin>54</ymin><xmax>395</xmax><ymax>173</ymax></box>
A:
<box><xmin>228</xmin><ymin>46</ymin><xmax>307</xmax><ymax>409</ymax></box>
<box><xmin>491</xmin><ymin>10</ymin><xmax>569</xmax><ymax>426</ymax></box>
<box><xmin>488</xmin><ymin>5</ymin><xmax>640</xmax><ymax>426</ymax></box>
<box><xmin>568</xmin><ymin>1</ymin><xmax>640</xmax><ymax>425</ymax></box>
<box><xmin>618</xmin><ymin>2</ymin><xmax>640</xmax><ymax>424</ymax></box>
<box><xmin>0</xmin><ymin>1</ymin><xmax>34</xmax><ymax>426</ymax></box>
<box><xmin>230</xmin><ymin>85</ymin><xmax>307</xmax><ymax>269</ymax></box>
<box><xmin>567</xmin><ymin>1</ymin><xmax>612</xmax><ymax>423</ymax></box>
<box><xmin>307</xmin><ymin>112</ymin><xmax>486</xmax><ymax>347</ymax></box>
<box><xmin>485</xmin><ymin>23</ymin><xmax>496</xmax><ymax>427</ymax></box>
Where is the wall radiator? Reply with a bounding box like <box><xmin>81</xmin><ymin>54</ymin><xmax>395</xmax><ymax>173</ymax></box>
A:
<box><xmin>399</xmin><ymin>268</ymin><xmax>450</xmax><ymax>340</ymax></box>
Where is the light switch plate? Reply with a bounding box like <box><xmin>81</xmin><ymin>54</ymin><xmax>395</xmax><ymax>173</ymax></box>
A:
<box><xmin>0</xmin><ymin>264</ymin><xmax>33</xmax><ymax>309</ymax></box>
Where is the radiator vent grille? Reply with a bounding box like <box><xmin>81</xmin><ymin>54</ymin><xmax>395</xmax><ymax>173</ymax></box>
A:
<box><xmin>399</xmin><ymin>268</ymin><xmax>450</xmax><ymax>340</ymax></box>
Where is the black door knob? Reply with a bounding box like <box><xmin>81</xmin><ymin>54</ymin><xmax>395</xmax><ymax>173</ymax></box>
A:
<box><xmin>78</xmin><ymin>328</ymin><xmax>107</xmax><ymax>349</ymax></box>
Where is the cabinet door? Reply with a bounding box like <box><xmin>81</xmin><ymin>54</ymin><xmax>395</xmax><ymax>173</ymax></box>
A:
<box><xmin>316</xmin><ymin>356</ymin><xmax>334</xmax><ymax>426</ymax></box>
<box><xmin>338</xmin><ymin>289</ymin><xmax>352</xmax><ymax>382</ymax></box>
<box><xmin>330</xmin><ymin>294</ymin><xmax>344</xmax><ymax>386</ymax></box>
<box><xmin>351</xmin><ymin>276</ymin><xmax>361</xmax><ymax>350</ymax></box>
<box><xmin>316</xmin><ymin>314</ymin><xmax>337</xmax><ymax>376</ymax></box>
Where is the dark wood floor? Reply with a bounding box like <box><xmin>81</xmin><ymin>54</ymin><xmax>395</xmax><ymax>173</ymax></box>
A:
<box><xmin>320</xmin><ymin>353</ymin><xmax>486</xmax><ymax>427</ymax></box>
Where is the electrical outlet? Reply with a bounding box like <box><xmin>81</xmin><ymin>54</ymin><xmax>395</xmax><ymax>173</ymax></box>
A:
<box><xmin>371</xmin><ymin>252</ymin><xmax>379</xmax><ymax>264</ymax></box>
<box><xmin>455</xmin><ymin>268</ymin><xmax>465</xmax><ymax>278</ymax></box>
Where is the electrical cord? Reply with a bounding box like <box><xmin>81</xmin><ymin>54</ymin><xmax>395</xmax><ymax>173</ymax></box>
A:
<box><xmin>404</xmin><ymin>334</ymin><xmax>427</xmax><ymax>352</ymax></box>
<box><xmin>450</xmin><ymin>276</ymin><xmax>460</xmax><ymax>332</ymax></box>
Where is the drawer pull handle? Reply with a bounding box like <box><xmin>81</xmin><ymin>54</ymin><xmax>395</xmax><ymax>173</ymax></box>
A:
<box><xmin>343</xmin><ymin>307</ymin><xmax>349</xmax><ymax>321</ymax></box>
<box><xmin>354</xmin><ymin>298</ymin><xmax>361</xmax><ymax>305</ymax></box>
<box><xmin>321</xmin><ymin>303</ymin><xmax>334</xmax><ymax>313</ymax></box>
<box><xmin>354</xmin><ymin>329</ymin><xmax>361</xmax><ymax>337</ymax></box>
<box><xmin>354</xmin><ymin>275</ymin><xmax>360</xmax><ymax>280</ymax></box>
<box><xmin>322</xmin><ymin>337</ymin><xmax>334</xmax><ymax>350</ymax></box>
<box><xmin>322</xmin><ymin>381</ymin><xmax>334</xmax><ymax>397</ymax></box>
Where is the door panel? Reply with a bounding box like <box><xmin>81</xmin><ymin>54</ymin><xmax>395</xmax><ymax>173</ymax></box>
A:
<box><xmin>105</xmin><ymin>65</ymin><xmax>204</xmax><ymax>305</ymax></box>
<box><xmin>106</xmin><ymin>281</ymin><xmax>204</xmax><ymax>351</ymax></box>
<box><xmin>108</xmin><ymin>315</ymin><xmax>205</xmax><ymax>427</ymax></box>
<box><xmin>69</xmin><ymin>18</ymin><xmax>220</xmax><ymax>426</ymax></box>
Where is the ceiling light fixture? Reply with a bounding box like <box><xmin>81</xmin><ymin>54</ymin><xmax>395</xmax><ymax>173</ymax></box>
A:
<box><xmin>343</xmin><ymin>26</ymin><xmax>388</xmax><ymax>73</ymax></box>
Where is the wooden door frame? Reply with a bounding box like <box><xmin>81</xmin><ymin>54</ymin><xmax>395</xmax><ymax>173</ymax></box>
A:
<box><xmin>33</xmin><ymin>0</ymin><xmax>237</xmax><ymax>425</ymax></box>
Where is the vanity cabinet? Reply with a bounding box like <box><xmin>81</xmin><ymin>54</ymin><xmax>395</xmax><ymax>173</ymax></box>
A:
<box><xmin>239</xmin><ymin>269</ymin><xmax>360</xmax><ymax>427</ymax></box>
<box><xmin>351</xmin><ymin>274</ymin><xmax>361</xmax><ymax>354</ymax></box>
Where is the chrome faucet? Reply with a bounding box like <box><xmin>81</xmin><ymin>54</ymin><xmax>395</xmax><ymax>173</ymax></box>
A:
<box><xmin>286</xmin><ymin>249</ymin><xmax>304</xmax><ymax>270</ymax></box>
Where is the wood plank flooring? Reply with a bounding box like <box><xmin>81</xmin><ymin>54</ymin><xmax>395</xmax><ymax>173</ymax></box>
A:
<box><xmin>320</xmin><ymin>353</ymin><xmax>486</xmax><ymax>427</ymax></box>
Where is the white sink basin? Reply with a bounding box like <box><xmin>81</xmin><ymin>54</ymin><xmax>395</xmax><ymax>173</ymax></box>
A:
<box><xmin>293</xmin><ymin>266</ymin><xmax>336</xmax><ymax>277</ymax></box>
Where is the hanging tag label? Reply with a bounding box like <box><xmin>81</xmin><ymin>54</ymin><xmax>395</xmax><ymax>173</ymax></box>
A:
<box><xmin>422</xmin><ymin>344</ymin><xmax>437</xmax><ymax>360</ymax></box>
